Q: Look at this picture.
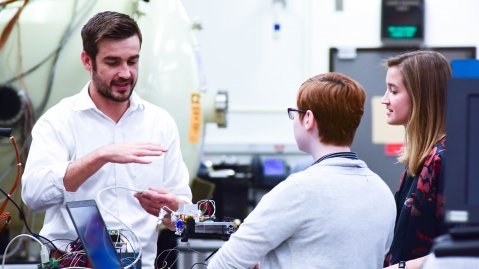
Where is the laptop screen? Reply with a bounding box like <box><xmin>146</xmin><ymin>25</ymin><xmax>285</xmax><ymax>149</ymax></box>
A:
<box><xmin>66</xmin><ymin>200</ymin><xmax>123</xmax><ymax>269</ymax></box>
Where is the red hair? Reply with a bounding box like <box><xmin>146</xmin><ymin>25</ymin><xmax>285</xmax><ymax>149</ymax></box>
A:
<box><xmin>297</xmin><ymin>72</ymin><xmax>366</xmax><ymax>146</ymax></box>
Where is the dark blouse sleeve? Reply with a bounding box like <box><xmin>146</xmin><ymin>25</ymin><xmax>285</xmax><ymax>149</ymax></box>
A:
<box><xmin>415</xmin><ymin>139</ymin><xmax>448</xmax><ymax>236</ymax></box>
<box><xmin>434</xmin><ymin>142</ymin><xmax>448</xmax><ymax>236</ymax></box>
<box><xmin>386</xmin><ymin>139</ymin><xmax>448</xmax><ymax>265</ymax></box>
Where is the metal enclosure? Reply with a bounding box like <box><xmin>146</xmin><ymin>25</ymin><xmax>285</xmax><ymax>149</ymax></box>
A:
<box><xmin>444</xmin><ymin>78</ymin><xmax>479</xmax><ymax>224</ymax></box>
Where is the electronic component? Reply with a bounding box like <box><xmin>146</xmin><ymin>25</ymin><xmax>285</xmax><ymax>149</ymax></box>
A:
<box><xmin>158</xmin><ymin>199</ymin><xmax>238</xmax><ymax>242</ymax></box>
<box><xmin>182</xmin><ymin>219</ymin><xmax>238</xmax><ymax>242</ymax></box>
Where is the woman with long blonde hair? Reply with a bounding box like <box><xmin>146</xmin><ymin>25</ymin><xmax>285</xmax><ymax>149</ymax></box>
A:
<box><xmin>381</xmin><ymin>50</ymin><xmax>452</xmax><ymax>269</ymax></box>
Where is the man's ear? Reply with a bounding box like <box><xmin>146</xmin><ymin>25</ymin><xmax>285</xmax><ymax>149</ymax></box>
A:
<box><xmin>303</xmin><ymin>110</ymin><xmax>316</xmax><ymax>131</ymax></box>
<box><xmin>81</xmin><ymin>51</ymin><xmax>93</xmax><ymax>72</ymax></box>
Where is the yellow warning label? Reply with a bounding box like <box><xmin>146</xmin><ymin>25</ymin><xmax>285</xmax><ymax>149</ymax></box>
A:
<box><xmin>189</xmin><ymin>92</ymin><xmax>202</xmax><ymax>143</ymax></box>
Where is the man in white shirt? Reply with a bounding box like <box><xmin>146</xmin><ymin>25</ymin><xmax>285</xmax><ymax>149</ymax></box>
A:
<box><xmin>207</xmin><ymin>73</ymin><xmax>396</xmax><ymax>269</ymax></box>
<box><xmin>21</xmin><ymin>11</ymin><xmax>192</xmax><ymax>269</ymax></box>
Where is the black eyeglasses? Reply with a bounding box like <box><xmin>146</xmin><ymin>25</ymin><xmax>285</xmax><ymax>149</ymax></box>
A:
<box><xmin>287</xmin><ymin>108</ymin><xmax>307</xmax><ymax>120</ymax></box>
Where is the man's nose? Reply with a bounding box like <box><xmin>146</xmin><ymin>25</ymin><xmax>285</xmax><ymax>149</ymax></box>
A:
<box><xmin>117</xmin><ymin>62</ymin><xmax>131</xmax><ymax>78</ymax></box>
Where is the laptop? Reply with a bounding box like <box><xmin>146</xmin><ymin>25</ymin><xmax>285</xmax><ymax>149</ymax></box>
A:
<box><xmin>66</xmin><ymin>199</ymin><xmax>125</xmax><ymax>269</ymax></box>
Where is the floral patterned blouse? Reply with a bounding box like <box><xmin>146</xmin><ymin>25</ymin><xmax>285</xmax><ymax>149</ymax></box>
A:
<box><xmin>385</xmin><ymin>138</ymin><xmax>448</xmax><ymax>266</ymax></box>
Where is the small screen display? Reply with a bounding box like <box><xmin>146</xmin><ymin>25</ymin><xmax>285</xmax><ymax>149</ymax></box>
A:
<box><xmin>67</xmin><ymin>201</ymin><xmax>123</xmax><ymax>269</ymax></box>
<box><xmin>263</xmin><ymin>159</ymin><xmax>285</xmax><ymax>176</ymax></box>
<box><xmin>381</xmin><ymin>0</ymin><xmax>424</xmax><ymax>40</ymax></box>
<box><xmin>387</xmin><ymin>25</ymin><xmax>418</xmax><ymax>38</ymax></box>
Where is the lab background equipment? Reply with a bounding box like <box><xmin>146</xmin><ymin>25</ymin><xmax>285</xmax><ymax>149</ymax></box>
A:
<box><xmin>432</xmin><ymin>75</ymin><xmax>479</xmax><ymax>258</ymax></box>
<box><xmin>419</xmin><ymin>62</ymin><xmax>479</xmax><ymax>267</ymax></box>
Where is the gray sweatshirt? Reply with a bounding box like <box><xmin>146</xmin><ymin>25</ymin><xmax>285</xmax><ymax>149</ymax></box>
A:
<box><xmin>207</xmin><ymin>158</ymin><xmax>396</xmax><ymax>269</ymax></box>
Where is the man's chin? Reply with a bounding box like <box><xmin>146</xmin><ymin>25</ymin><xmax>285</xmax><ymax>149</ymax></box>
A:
<box><xmin>113</xmin><ymin>95</ymin><xmax>131</xmax><ymax>103</ymax></box>
<box><xmin>111</xmin><ymin>89</ymin><xmax>133</xmax><ymax>102</ymax></box>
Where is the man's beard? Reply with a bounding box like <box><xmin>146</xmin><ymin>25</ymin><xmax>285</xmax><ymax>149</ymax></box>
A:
<box><xmin>92</xmin><ymin>70</ymin><xmax>136</xmax><ymax>103</ymax></box>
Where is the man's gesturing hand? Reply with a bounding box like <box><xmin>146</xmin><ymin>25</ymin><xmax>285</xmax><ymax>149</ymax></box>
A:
<box><xmin>63</xmin><ymin>142</ymin><xmax>167</xmax><ymax>192</ymax></box>
<box><xmin>100</xmin><ymin>142</ymin><xmax>167</xmax><ymax>164</ymax></box>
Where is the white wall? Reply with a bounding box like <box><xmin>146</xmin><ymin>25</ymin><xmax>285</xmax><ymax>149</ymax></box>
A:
<box><xmin>182</xmin><ymin>0</ymin><xmax>306</xmax><ymax>159</ymax></box>
<box><xmin>181</xmin><ymin>0</ymin><xmax>479</xmax><ymax>160</ymax></box>
<box><xmin>311</xmin><ymin>0</ymin><xmax>479</xmax><ymax>74</ymax></box>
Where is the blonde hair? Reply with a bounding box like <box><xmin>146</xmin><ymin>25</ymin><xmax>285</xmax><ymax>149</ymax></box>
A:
<box><xmin>386</xmin><ymin>51</ymin><xmax>452</xmax><ymax>175</ymax></box>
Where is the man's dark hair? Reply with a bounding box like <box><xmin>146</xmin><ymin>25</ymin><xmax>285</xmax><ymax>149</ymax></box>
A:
<box><xmin>81</xmin><ymin>11</ymin><xmax>142</xmax><ymax>67</ymax></box>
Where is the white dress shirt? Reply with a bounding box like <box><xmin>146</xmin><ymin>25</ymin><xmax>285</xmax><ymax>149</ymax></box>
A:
<box><xmin>22</xmin><ymin>82</ymin><xmax>192</xmax><ymax>269</ymax></box>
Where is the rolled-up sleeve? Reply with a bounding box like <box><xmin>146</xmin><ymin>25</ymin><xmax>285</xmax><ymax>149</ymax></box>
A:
<box><xmin>21</xmin><ymin>116</ymin><xmax>73</xmax><ymax>212</ymax></box>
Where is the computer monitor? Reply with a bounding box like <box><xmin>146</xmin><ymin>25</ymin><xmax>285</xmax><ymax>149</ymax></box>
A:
<box><xmin>444</xmin><ymin>78</ymin><xmax>479</xmax><ymax>224</ymax></box>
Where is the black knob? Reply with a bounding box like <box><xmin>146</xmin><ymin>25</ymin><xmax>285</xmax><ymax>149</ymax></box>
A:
<box><xmin>0</xmin><ymin>127</ymin><xmax>11</xmax><ymax>138</ymax></box>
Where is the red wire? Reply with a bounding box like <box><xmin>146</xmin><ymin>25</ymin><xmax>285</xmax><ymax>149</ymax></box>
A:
<box><xmin>0</xmin><ymin>136</ymin><xmax>21</xmax><ymax>232</ymax></box>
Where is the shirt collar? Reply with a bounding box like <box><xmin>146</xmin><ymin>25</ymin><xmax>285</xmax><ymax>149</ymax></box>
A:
<box><xmin>73</xmin><ymin>81</ymin><xmax>146</xmax><ymax>111</ymax></box>
<box><xmin>311</xmin><ymin>152</ymin><xmax>358</xmax><ymax>166</ymax></box>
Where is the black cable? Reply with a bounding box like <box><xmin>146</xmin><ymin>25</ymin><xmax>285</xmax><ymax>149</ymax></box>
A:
<box><xmin>36</xmin><ymin>0</ymin><xmax>97</xmax><ymax>116</ymax></box>
<box><xmin>204</xmin><ymin>248</ymin><xmax>219</xmax><ymax>262</ymax></box>
<box><xmin>2</xmin><ymin>0</ymin><xmax>97</xmax><ymax>116</ymax></box>
<box><xmin>0</xmin><ymin>187</ymin><xmax>59</xmax><ymax>251</ymax></box>
<box><xmin>189</xmin><ymin>262</ymin><xmax>207</xmax><ymax>269</ymax></box>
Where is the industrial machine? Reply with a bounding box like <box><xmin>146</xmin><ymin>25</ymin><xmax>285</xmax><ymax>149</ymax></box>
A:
<box><xmin>0</xmin><ymin>0</ymin><xmax>227</xmax><ymax>262</ymax></box>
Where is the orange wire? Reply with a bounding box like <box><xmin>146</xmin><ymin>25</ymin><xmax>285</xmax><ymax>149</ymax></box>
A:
<box><xmin>0</xmin><ymin>212</ymin><xmax>11</xmax><ymax>232</ymax></box>
<box><xmin>0</xmin><ymin>0</ymin><xmax>29</xmax><ymax>51</ymax></box>
<box><xmin>0</xmin><ymin>0</ymin><xmax>19</xmax><ymax>8</ymax></box>
<box><xmin>0</xmin><ymin>135</ymin><xmax>21</xmax><ymax>214</ymax></box>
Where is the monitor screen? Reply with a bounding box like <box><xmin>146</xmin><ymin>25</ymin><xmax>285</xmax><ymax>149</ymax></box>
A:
<box><xmin>263</xmin><ymin>159</ymin><xmax>286</xmax><ymax>176</ymax></box>
<box><xmin>444</xmin><ymin>78</ymin><xmax>479</xmax><ymax>224</ymax></box>
<box><xmin>66</xmin><ymin>200</ymin><xmax>123</xmax><ymax>269</ymax></box>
